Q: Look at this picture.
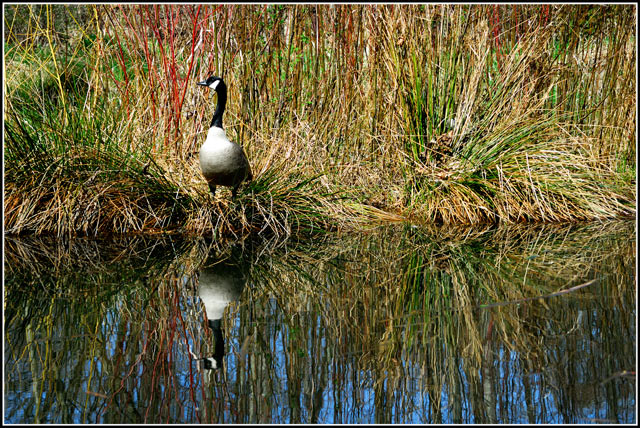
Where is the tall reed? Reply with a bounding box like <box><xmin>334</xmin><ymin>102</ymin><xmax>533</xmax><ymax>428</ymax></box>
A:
<box><xmin>3</xmin><ymin>4</ymin><xmax>636</xmax><ymax>237</ymax></box>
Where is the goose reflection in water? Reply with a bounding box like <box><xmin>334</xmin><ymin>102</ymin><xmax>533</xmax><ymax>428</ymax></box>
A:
<box><xmin>196</xmin><ymin>257</ymin><xmax>247</xmax><ymax>371</ymax></box>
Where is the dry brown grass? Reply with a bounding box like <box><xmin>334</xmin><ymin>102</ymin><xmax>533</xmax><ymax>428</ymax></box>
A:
<box><xmin>3</xmin><ymin>4</ymin><xmax>636</xmax><ymax>237</ymax></box>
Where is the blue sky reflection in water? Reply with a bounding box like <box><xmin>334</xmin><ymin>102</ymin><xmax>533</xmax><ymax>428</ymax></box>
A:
<box><xmin>3</xmin><ymin>220</ymin><xmax>636</xmax><ymax>424</ymax></box>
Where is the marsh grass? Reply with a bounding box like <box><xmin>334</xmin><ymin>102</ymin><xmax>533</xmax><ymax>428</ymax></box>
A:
<box><xmin>3</xmin><ymin>4</ymin><xmax>636</xmax><ymax>237</ymax></box>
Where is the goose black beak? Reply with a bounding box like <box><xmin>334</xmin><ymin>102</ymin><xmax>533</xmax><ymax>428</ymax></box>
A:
<box><xmin>197</xmin><ymin>80</ymin><xmax>209</xmax><ymax>87</ymax></box>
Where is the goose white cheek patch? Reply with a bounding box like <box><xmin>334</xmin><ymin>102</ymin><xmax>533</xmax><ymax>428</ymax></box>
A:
<box><xmin>210</xmin><ymin>80</ymin><xmax>220</xmax><ymax>90</ymax></box>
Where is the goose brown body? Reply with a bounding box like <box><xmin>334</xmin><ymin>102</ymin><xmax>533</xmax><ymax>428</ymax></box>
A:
<box><xmin>199</xmin><ymin>127</ymin><xmax>252</xmax><ymax>188</ymax></box>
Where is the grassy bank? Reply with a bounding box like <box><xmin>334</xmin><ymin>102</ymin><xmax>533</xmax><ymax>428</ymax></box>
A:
<box><xmin>3</xmin><ymin>4</ymin><xmax>636</xmax><ymax>237</ymax></box>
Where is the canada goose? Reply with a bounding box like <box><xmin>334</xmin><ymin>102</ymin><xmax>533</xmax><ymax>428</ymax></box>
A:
<box><xmin>197</xmin><ymin>259</ymin><xmax>247</xmax><ymax>370</ymax></box>
<box><xmin>197</xmin><ymin>76</ymin><xmax>252</xmax><ymax>197</ymax></box>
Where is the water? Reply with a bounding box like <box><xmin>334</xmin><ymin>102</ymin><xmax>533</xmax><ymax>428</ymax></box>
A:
<box><xmin>4</xmin><ymin>221</ymin><xmax>636</xmax><ymax>424</ymax></box>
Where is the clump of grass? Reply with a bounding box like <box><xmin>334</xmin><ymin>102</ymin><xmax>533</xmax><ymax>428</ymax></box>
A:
<box><xmin>384</xmin><ymin>5</ymin><xmax>636</xmax><ymax>224</ymax></box>
<box><xmin>4</xmin><ymin>95</ymin><xmax>341</xmax><ymax>237</ymax></box>
<box><xmin>4</xmin><ymin>107</ymin><xmax>195</xmax><ymax>236</ymax></box>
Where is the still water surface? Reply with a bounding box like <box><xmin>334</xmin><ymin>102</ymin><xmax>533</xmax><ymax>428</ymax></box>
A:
<box><xmin>4</xmin><ymin>221</ymin><xmax>636</xmax><ymax>423</ymax></box>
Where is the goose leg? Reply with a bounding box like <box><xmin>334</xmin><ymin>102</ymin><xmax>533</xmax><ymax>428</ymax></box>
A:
<box><xmin>231</xmin><ymin>184</ymin><xmax>240</xmax><ymax>199</ymax></box>
<box><xmin>208</xmin><ymin>183</ymin><xmax>216</xmax><ymax>197</ymax></box>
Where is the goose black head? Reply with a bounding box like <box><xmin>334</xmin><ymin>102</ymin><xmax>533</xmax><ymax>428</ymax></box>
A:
<box><xmin>197</xmin><ymin>76</ymin><xmax>227</xmax><ymax>129</ymax></box>
<box><xmin>197</xmin><ymin>76</ymin><xmax>226</xmax><ymax>93</ymax></box>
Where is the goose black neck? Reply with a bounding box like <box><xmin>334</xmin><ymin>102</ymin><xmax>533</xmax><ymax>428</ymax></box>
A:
<box><xmin>210</xmin><ymin>84</ymin><xmax>227</xmax><ymax>129</ymax></box>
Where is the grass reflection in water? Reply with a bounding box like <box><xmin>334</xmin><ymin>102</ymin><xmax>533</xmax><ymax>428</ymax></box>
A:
<box><xmin>3</xmin><ymin>221</ymin><xmax>636</xmax><ymax>423</ymax></box>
